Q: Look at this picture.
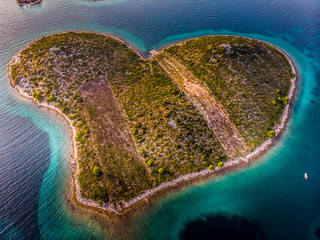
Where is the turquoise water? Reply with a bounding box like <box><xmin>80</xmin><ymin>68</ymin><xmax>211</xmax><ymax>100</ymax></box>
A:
<box><xmin>0</xmin><ymin>0</ymin><xmax>319</xmax><ymax>239</ymax></box>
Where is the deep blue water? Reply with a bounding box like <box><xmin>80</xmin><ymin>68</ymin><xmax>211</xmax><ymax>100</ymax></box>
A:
<box><xmin>0</xmin><ymin>0</ymin><xmax>319</xmax><ymax>239</ymax></box>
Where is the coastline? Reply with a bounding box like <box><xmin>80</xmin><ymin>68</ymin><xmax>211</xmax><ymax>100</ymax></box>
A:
<box><xmin>7</xmin><ymin>32</ymin><xmax>298</xmax><ymax>220</ymax></box>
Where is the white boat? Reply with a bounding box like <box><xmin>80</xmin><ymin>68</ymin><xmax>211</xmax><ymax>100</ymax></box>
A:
<box><xmin>304</xmin><ymin>173</ymin><xmax>308</xmax><ymax>180</ymax></box>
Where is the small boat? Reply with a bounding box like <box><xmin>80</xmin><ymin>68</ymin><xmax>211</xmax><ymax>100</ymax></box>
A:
<box><xmin>304</xmin><ymin>173</ymin><xmax>308</xmax><ymax>180</ymax></box>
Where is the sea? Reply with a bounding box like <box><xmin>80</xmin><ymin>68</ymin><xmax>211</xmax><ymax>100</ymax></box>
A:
<box><xmin>0</xmin><ymin>0</ymin><xmax>319</xmax><ymax>239</ymax></box>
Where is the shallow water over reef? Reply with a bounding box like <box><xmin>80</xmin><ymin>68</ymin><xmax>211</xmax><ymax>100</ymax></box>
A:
<box><xmin>0</xmin><ymin>0</ymin><xmax>320</xmax><ymax>239</ymax></box>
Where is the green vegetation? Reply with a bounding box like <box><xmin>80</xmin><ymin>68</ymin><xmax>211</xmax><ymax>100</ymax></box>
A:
<box><xmin>32</xmin><ymin>90</ymin><xmax>43</xmax><ymax>101</ymax></box>
<box><xmin>209</xmin><ymin>165</ymin><xmax>215</xmax><ymax>171</ymax></box>
<box><xmin>217</xmin><ymin>162</ymin><xmax>224</xmax><ymax>168</ymax></box>
<box><xmin>48</xmin><ymin>95</ymin><xmax>55</xmax><ymax>102</ymax></box>
<box><xmin>93</xmin><ymin>166</ymin><xmax>101</xmax><ymax>177</ymax></box>
<box><xmin>267</xmin><ymin>130</ymin><xmax>276</xmax><ymax>138</ymax></box>
<box><xmin>118</xmin><ymin>62</ymin><xmax>221</xmax><ymax>181</ymax></box>
<box><xmin>11</xmin><ymin>32</ymin><xmax>292</xmax><ymax>206</ymax></box>
<box><xmin>164</xmin><ymin>36</ymin><xmax>293</xmax><ymax>148</ymax></box>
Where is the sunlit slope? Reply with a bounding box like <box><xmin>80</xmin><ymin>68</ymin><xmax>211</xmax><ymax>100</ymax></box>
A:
<box><xmin>163</xmin><ymin>36</ymin><xmax>293</xmax><ymax>148</ymax></box>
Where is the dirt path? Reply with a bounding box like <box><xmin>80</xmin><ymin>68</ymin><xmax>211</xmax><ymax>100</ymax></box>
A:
<box><xmin>158</xmin><ymin>54</ymin><xmax>248</xmax><ymax>158</ymax></box>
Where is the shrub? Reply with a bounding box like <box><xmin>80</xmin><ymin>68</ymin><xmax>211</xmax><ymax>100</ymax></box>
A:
<box><xmin>281</xmin><ymin>96</ymin><xmax>289</xmax><ymax>105</ymax></box>
<box><xmin>140</xmin><ymin>149</ymin><xmax>147</xmax><ymax>157</ymax></box>
<box><xmin>98</xmin><ymin>199</ymin><xmax>103</xmax><ymax>206</ymax></box>
<box><xmin>93</xmin><ymin>166</ymin><xmax>101</xmax><ymax>177</ymax></box>
<box><xmin>158</xmin><ymin>168</ymin><xmax>164</xmax><ymax>174</ymax></box>
<box><xmin>147</xmin><ymin>160</ymin><xmax>153</xmax><ymax>167</ymax></box>
<box><xmin>62</xmin><ymin>106</ymin><xmax>70</xmax><ymax>114</ymax></box>
<box><xmin>32</xmin><ymin>90</ymin><xmax>43</xmax><ymax>101</ymax></box>
<box><xmin>209</xmin><ymin>165</ymin><xmax>215</xmax><ymax>170</ymax></box>
<box><xmin>267</xmin><ymin>130</ymin><xmax>276</xmax><ymax>138</ymax></box>
<box><xmin>90</xmin><ymin>185</ymin><xmax>109</xmax><ymax>202</ymax></box>
<box><xmin>214</xmin><ymin>154</ymin><xmax>227</xmax><ymax>164</ymax></box>
<box><xmin>276</xmin><ymin>89</ymin><xmax>280</xmax><ymax>93</ymax></box>
<box><xmin>217</xmin><ymin>162</ymin><xmax>224</xmax><ymax>168</ymax></box>
<box><xmin>48</xmin><ymin>95</ymin><xmax>55</xmax><ymax>102</ymax></box>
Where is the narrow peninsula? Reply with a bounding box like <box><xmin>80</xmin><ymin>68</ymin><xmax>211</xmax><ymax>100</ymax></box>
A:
<box><xmin>9</xmin><ymin>32</ymin><xmax>296</xmax><ymax>215</ymax></box>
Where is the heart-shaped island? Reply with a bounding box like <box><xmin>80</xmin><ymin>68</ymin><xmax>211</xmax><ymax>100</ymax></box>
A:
<box><xmin>9</xmin><ymin>32</ymin><xmax>296</xmax><ymax>214</ymax></box>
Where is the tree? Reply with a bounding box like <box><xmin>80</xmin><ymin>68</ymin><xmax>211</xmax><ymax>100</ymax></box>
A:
<box><xmin>98</xmin><ymin>199</ymin><xmax>103</xmax><ymax>206</ymax></box>
<box><xmin>209</xmin><ymin>165</ymin><xmax>215</xmax><ymax>171</ymax></box>
<box><xmin>217</xmin><ymin>162</ymin><xmax>224</xmax><ymax>168</ymax></box>
<box><xmin>158</xmin><ymin>168</ymin><xmax>164</xmax><ymax>174</ymax></box>
<box><xmin>282</xmin><ymin>96</ymin><xmax>289</xmax><ymax>105</ymax></box>
<box><xmin>147</xmin><ymin>160</ymin><xmax>153</xmax><ymax>167</ymax></box>
<box><xmin>48</xmin><ymin>95</ymin><xmax>55</xmax><ymax>102</ymax></box>
<box><xmin>62</xmin><ymin>106</ymin><xmax>69</xmax><ymax>114</ymax></box>
<box><xmin>267</xmin><ymin>130</ymin><xmax>276</xmax><ymax>138</ymax></box>
<box><xmin>93</xmin><ymin>166</ymin><xmax>101</xmax><ymax>177</ymax></box>
<box><xmin>32</xmin><ymin>90</ymin><xmax>43</xmax><ymax>101</ymax></box>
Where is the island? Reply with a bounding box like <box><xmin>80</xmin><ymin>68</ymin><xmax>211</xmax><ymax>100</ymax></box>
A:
<box><xmin>9</xmin><ymin>32</ymin><xmax>296</xmax><ymax>216</ymax></box>
<box><xmin>17</xmin><ymin>0</ymin><xmax>42</xmax><ymax>6</ymax></box>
